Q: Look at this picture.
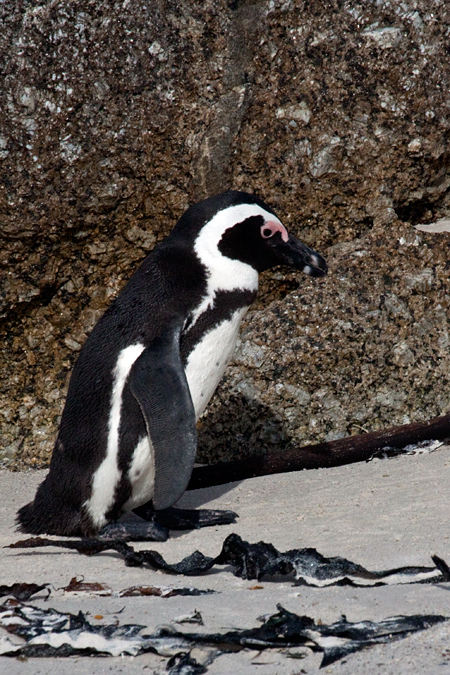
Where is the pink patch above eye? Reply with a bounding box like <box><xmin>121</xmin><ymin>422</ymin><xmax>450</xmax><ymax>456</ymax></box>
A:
<box><xmin>260</xmin><ymin>221</ymin><xmax>289</xmax><ymax>242</ymax></box>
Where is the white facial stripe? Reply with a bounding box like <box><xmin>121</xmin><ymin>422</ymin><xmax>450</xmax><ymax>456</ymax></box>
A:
<box><xmin>195</xmin><ymin>203</ymin><xmax>283</xmax><ymax>263</ymax></box>
<box><xmin>84</xmin><ymin>343</ymin><xmax>145</xmax><ymax>528</ymax></box>
<box><xmin>191</xmin><ymin>203</ymin><xmax>277</xmax><ymax>327</ymax></box>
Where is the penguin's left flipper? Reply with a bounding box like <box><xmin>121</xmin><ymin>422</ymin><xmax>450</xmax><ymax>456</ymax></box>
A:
<box><xmin>133</xmin><ymin>503</ymin><xmax>238</xmax><ymax>530</ymax></box>
<box><xmin>129</xmin><ymin>323</ymin><xmax>197</xmax><ymax>511</ymax></box>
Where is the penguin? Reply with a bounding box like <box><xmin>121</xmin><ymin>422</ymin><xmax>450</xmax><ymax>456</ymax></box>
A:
<box><xmin>17</xmin><ymin>191</ymin><xmax>327</xmax><ymax>541</ymax></box>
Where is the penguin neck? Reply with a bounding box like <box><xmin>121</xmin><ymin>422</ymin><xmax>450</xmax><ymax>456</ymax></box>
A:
<box><xmin>192</xmin><ymin>235</ymin><xmax>258</xmax><ymax>332</ymax></box>
<box><xmin>193</xmin><ymin>203</ymin><xmax>261</xmax><ymax>299</ymax></box>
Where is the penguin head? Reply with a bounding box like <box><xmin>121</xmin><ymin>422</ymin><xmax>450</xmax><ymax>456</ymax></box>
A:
<box><xmin>176</xmin><ymin>191</ymin><xmax>327</xmax><ymax>277</ymax></box>
<box><xmin>217</xmin><ymin>205</ymin><xmax>327</xmax><ymax>276</ymax></box>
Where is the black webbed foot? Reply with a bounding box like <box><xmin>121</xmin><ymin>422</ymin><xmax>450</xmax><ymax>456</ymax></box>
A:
<box><xmin>133</xmin><ymin>503</ymin><xmax>238</xmax><ymax>531</ymax></box>
<box><xmin>155</xmin><ymin>506</ymin><xmax>238</xmax><ymax>530</ymax></box>
<box><xmin>98</xmin><ymin>521</ymin><xmax>169</xmax><ymax>542</ymax></box>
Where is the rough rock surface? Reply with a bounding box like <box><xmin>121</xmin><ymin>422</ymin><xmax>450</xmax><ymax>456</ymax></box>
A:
<box><xmin>1</xmin><ymin>0</ymin><xmax>450</xmax><ymax>465</ymax></box>
<box><xmin>198</xmin><ymin>223</ymin><xmax>450</xmax><ymax>462</ymax></box>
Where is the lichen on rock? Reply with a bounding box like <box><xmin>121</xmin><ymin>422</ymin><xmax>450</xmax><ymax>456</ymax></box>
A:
<box><xmin>1</xmin><ymin>0</ymin><xmax>450</xmax><ymax>466</ymax></box>
<box><xmin>198</xmin><ymin>222</ymin><xmax>450</xmax><ymax>462</ymax></box>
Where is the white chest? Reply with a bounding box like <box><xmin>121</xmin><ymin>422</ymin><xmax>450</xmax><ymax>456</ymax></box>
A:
<box><xmin>184</xmin><ymin>307</ymin><xmax>248</xmax><ymax>419</ymax></box>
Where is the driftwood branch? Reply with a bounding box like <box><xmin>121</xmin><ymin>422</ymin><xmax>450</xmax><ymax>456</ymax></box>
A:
<box><xmin>188</xmin><ymin>413</ymin><xmax>450</xmax><ymax>491</ymax></box>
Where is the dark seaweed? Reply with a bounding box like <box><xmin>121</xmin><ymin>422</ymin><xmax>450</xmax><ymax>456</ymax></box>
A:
<box><xmin>0</xmin><ymin>598</ymin><xmax>446</xmax><ymax>668</ymax></box>
<box><xmin>9</xmin><ymin>533</ymin><xmax>445</xmax><ymax>586</ymax></box>
<box><xmin>0</xmin><ymin>583</ymin><xmax>49</xmax><ymax>601</ymax></box>
<box><xmin>167</xmin><ymin>651</ymin><xmax>208</xmax><ymax>674</ymax></box>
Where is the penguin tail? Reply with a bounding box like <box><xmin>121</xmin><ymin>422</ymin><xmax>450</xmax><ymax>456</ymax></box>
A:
<box><xmin>16</xmin><ymin>437</ymin><xmax>97</xmax><ymax>537</ymax></box>
<box><xmin>16</xmin><ymin>497</ymin><xmax>87</xmax><ymax>537</ymax></box>
<box><xmin>16</xmin><ymin>477</ymin><xmax>88</xmax><ymax>537</ymax></box>
<box><xmin>16</xmin><ymin>501</ymin><xmax>43</xmax><ymax>535</ymax></box>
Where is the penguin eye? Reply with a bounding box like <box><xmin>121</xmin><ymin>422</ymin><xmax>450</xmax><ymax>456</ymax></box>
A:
<box><xmin>260</xmin><ymin>220</ymin><xmax>289</xmax><ymax>242</ymax></box>
<box><xmin>261</xmin><ymin>226</ymin><xmax>275</xmax><ymax>239</ymax></box>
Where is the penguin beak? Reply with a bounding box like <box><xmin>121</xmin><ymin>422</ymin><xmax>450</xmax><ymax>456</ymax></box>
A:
<box><xmin>270</xmin><ymin>233</ymin><xmax>328</xmax><ymax>277</ymax></box>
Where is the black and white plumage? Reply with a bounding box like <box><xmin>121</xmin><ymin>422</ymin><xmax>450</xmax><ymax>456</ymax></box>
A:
<box><xmin>18</xmin><ymin>191</ymin><xmax>327</xmax><ymax>540</ymax></box>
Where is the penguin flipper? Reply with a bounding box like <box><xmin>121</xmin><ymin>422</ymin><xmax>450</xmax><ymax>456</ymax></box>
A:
<box><xmin>129</xmin><ymin>327</ymin><xmax>197</xmax><ymax>511</ymax></box>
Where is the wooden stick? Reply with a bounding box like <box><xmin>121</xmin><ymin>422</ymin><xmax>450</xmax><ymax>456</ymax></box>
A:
<box><xmin>188</xmin><ymin>413</ymin><xmax>450</xmax><ymax>491</ymax></box>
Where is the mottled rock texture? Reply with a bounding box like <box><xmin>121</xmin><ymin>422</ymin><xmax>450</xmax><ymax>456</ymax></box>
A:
<box><xmin>1</xmin><ymin>0</ymin><xmax>450</xmax><ymax>466</ymax></box>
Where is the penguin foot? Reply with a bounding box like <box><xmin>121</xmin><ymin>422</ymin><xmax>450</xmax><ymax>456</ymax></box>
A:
<box><xmin>153</xmin><ymin>506</ymin><xmax>238</xmax><ymax>531</ymax></box>
<box><xmin>98</xmin><ymin>521</ymin><xmax>169</xmax><ymax>542</ymax></box>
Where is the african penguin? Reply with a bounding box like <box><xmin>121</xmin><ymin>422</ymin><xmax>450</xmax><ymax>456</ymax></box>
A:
<box><xmin>17</xmin><ymin>191</ymin><xmax>327</xmax><ymax>541</ymax></box>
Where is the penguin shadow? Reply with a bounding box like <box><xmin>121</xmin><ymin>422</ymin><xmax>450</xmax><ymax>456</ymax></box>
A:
<box><xmin>176</xmin><ymin>481</ymin><xmax>240</xmax><ymax>509</ymax></box>
<box><xmin>170</xmin><ymin>393</ymin><xmax>294</xmax><ymax>532</ymax></box>
<box><xmin>197</xmin><ymin>393</ymin><xmax>293</xmax><ymax>469</ymax></box>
